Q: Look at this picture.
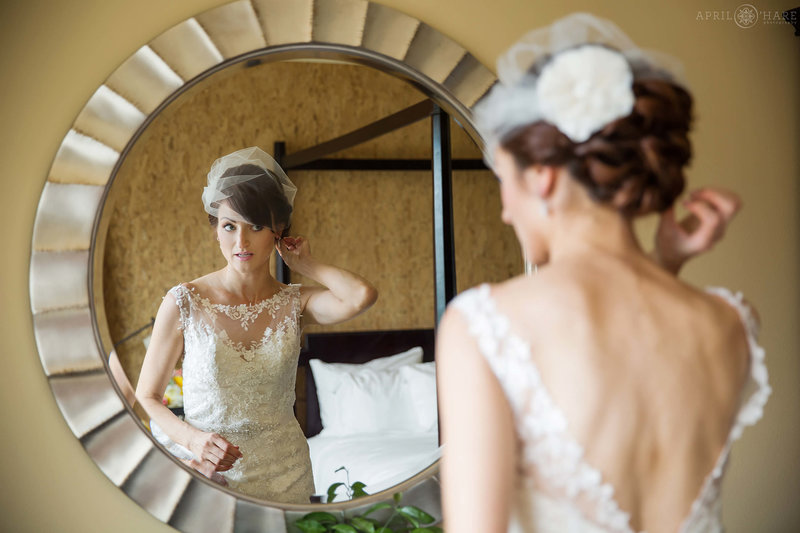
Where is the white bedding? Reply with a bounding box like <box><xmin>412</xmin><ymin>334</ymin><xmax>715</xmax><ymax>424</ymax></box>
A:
<box><xmin>307</xmin><ymin>430</ymin><xmax>441</xmax><ymax>499</ymax></box>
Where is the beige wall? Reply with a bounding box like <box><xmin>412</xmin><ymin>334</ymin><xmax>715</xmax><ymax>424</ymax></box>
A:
<box><xmin>1</xmin><ymin>0</ymin><xmax>797</xmax><ymax>532</ymax></box>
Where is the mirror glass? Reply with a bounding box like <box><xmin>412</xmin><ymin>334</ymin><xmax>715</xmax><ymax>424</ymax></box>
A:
<box><xmin>101</xmin><ymin>58</ymin><xmax>520</xmax><ymax>503</ymax></box>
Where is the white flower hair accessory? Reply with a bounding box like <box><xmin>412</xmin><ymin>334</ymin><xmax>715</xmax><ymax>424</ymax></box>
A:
<box><xmin>474</xmin><ymin>12</ymin><xmax>688</xmax><ymax>167</ymax></box>
<box><xmin>536</xmin><ymin>45</ymin><xmax>633</xmax><ymax>143</ymax></box>
<box><xmin>202</xmin><ymin>146</ymin><xmax>297</xmax><ymax>219</ymax></box>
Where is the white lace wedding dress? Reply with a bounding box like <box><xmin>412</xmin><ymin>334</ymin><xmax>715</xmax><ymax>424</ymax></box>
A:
<box><xmin>451</xmin><ymin>284</ymin><xmax>770</xmax><ymax>533</ymax></box>
<box><xmin>151</xmin><ymin>283</ymin><xmax>315</xmax><ymax>503</ymax></box>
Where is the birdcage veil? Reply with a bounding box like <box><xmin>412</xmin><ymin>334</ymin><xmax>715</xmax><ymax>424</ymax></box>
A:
<box><xmin>202</xmin><ymin>146</ymin><xmax>297</xmax><ymax>219</ymax></box>
<box><xmin>474</xmin><ymin>12</ymin><xmax>688</xmax><ymax>167</ymax></box>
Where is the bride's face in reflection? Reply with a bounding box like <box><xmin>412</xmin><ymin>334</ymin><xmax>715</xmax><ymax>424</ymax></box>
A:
<box><xmin>216</xmin><ymin>203</ymin><xmax>281</xmax><ymax>273</ymax></box>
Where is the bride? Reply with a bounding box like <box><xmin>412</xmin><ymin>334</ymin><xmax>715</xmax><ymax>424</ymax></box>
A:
<box><xmin>136</xmin><ymin>147</ymin><xmax>377</xmax><ymax>503</ymax></box>
<box><xmin>437</xmin><ymin>13</ymin><xmax>769</xmax><ymax>533</ymax></box>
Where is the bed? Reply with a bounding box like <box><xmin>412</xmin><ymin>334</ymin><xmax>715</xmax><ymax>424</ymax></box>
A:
<box><xmin>297</xmin><ymin>328</ymin><xmax>441</xmax><ymax>499</ymax></box>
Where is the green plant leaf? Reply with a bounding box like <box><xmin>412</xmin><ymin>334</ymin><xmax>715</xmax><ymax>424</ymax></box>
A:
<box><xmin>351</xmin><ymin>482</ymin><xmax>369</xmax><ymax>499</ymax></box>
<box><xmin>331</xmin><ymin>525</ymin><xmax>358</xmax><ymax>533</ymax></box>
<box><xmin>349</xmin><ymin>516</ymin><xmax>375</xmax><ymax>533</ymax></box>
<box><xmin>385</xmin><ymin>515</ymin><xmax>407</xmax><ymax>529</ymax></box>
<box><xmin>397</xmin><ymin>513</ymin><xmax>419</xmax><ymax>528</ymax></box>
<box><xmin>410</xmin><ymin>528</ymin><xmax>443</xmax><ymax>533</ymax></box>
<box><xmin>335</xmin><ymin>466</ymin><xmax>347</xmax><ymax>473</ymax></box>
<box><xmin>327</xmin><ymin>482</ymin><xmax>345</xmax><ymax>503</ymax></box>
<box><xmin>397</xmin><ymin>506</ymin><xmax>435</xmax><ymax>525</ymax></box>
<box><xmin>374</xmin><ymin>528</ymin><xmax>393</xmax><ymax>533</ymax></box>
<box><xmin>293</xmin><ymin>519</ymin><xmax>328</xmax><ymax>533</ymax></box>
<box><xmin>301</xmin><ymin>512</ymin><xmax>339</xmax><ymax>525</ymax></box>
<box><xmin>393</xmin><ymin>492</ymin><xmax>403</xmax><ymax>505</ymax></box>
<box><xmin>361</xmin><ymin>502</ymin><xmax>392</xmax><ymax>517</ymax></box>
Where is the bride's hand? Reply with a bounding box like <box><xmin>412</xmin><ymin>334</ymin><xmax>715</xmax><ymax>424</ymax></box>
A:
<box><xmin>187</xmin><ymin>429</ymin><xmax>243</xmax><ymax>473</ymax></box>
<box><xmin>654</xmin><ymin>187</ymin><xmax>741</xmax><ymax>274</ymax></box>
<box><xmin>181</xmin><ymin>459</ymin><xmax>229</xmax><ymax>486</ymax></box>
<box><xmin>276</xmin><ymin>235</ymin><xmax>314</xmax><ymax>275</ymax></box>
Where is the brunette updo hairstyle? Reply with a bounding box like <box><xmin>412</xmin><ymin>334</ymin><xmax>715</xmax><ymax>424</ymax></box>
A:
<box><xmin>501</xmin><ymin>74</ymin><xmax>693</xmax><ymax>216</ymax></box>
<box><xmin>207</xmin><ymin>163</ymin><xmax>293</xmax><ymax>232</ymax></box>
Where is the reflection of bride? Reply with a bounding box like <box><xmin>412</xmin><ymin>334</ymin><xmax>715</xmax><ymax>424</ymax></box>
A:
<box><xmin>438</xmin><ymin>13</ymin><xmax>769</xmax><ymax>533</ymax></box>
<box><xmin>136</xmin><ymin>147</ymin><xmax>378</xmax><ymax>503</ymax></box>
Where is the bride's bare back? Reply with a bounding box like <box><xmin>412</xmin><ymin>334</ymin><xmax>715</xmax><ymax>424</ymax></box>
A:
<box><xmin>491</xmin><ymin>253</ymin><xmax>751</xmax><ymax>532</ymax></box>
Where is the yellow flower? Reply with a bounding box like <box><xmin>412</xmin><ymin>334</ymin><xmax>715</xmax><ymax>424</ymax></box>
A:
<box><xmin>164</xmin><ymin>383</ymin><xmax>183</xmax><ymax>408</ymax></box>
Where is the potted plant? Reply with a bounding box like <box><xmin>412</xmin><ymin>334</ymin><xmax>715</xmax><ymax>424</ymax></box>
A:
<box><xmin>295</xmin><ymin>468</ymin><xmax>443</xmax><ymax>533</ymax></box>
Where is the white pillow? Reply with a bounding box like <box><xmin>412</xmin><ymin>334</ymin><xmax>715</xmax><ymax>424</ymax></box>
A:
<box><xmin>358</xmin><ymin>346</ymin><xmax>423</xmax><ymax>370</ymax></box>
<box><xmin>310</xmin><ymin>347</ymin><xmax>429</xmax><ymax>435</ymax></box>
<box><xmin>400</xmin><ymin>362</ymin><xmax>438</xmax><ymax>433</ymax></box>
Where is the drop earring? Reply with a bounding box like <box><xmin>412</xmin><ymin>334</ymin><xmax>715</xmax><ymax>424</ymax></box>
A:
<box><xmin>523</xmin><ymin>250</ymin><xmax>538</xmax><ymax>277</ymax></box>
<box><xmin>538</xmin><ymin>198</ymin><xmax>550</xmax><ymax>218</ymax></box>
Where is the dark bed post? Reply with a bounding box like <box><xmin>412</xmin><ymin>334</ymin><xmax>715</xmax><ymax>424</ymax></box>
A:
<box><xmin>431</xmin><ymin>104</ymin><xmax>457</xmax><ymax>326</ymax></box>
<box><xmin>273</xmin><ymin>141</ymin><xmax>291</xmax><ymax>284</ymax></box>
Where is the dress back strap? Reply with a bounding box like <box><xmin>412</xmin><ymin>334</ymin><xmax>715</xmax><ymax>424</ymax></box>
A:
<box><xmin>705</xmin><ymin>287</ymin><xmax>771</xmax><ymax>441</ymax></box>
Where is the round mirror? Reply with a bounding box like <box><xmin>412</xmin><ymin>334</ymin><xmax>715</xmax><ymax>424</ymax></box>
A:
<box><xmin>30</xmin><ymin>1</ymin><xmax>519</xmax><ymax>530</ymax></box>
<box><xmin>104</xmin><ymin>56</ymin><xmax>519</xmax><ymax>502</ymax></box>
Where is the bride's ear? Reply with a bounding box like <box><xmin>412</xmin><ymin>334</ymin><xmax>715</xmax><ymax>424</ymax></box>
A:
<box><xmin>521</xmin><ymin>165</ymin><xmax>558</xmax><ymax>200</ymax></box>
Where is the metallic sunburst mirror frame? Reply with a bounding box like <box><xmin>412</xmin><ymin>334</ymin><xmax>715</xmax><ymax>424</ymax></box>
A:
<box><xmin>29</xmin><ymin>1</ymin><xmax>496</xmax><ymax>531</ymax></box>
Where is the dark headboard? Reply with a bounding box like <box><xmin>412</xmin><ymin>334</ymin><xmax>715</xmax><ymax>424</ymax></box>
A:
<box><xmin>297</xmin><ymin>328</ymin><xmax>435</xmax><ymax>437</ymax></box>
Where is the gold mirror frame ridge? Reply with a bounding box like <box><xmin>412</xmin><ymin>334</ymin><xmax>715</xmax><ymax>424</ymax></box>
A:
<box><xmin>28</xmin><ymin>1</ymin><xmax>496</xmax><ymax>531</ymax></box>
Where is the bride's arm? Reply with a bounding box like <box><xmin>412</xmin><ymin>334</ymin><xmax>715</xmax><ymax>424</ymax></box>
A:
<box><xmin>276</xmin><ymin>236</ymin><xmax>378</xmax><ymax>326</ymax></box>
<box><xmin>437</xmin><ymin>307</ymin><xmax>516</xmax><ymax>533</ymax></box>
<box><xmin>135</xmin><ymin>293</ymin><xmax>242</xmax><ymax>477</ymax></box>
<box><xmin>652</xmin><ymin>187</ymin><xmax>741</xmax><ymax>274</ymax></box>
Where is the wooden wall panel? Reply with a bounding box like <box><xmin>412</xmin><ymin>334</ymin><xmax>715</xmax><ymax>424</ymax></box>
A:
<box><xmin>453</xmin><ymin>170</ymin><xmax>521</xmax><ymax>292</ymax></box>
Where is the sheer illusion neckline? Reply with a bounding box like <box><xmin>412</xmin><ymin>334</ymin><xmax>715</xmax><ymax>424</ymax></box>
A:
<box><xmin>454</xmin><ymin>284</ymin><xmax>769</xmax><ymax>533</ymax></box>
<box><xmin>183</xmin><ymin>284</ymin><xmax>296</xmax><ymax>331</ymax></box>
<box><xmin>184</xmin><ymin>283</ymin><xmax>291</xmax><ymax>309</ymax></box>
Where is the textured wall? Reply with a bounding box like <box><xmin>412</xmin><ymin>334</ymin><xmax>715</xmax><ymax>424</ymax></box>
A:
<box><xmin>103</xmin><ymin>60</ymin><xmax>519</xmax><ymax>386</ymax></box>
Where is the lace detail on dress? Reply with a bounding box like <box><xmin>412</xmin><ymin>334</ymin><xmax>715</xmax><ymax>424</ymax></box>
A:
<box><xmin>452</xmin><ymin>285</ymin><xmax>634</xmax><ymax>533</ymax></box>
<box><xmin>218</xmin><ymin>315</ymin><xmax>297</xmax><ymax>362</ymax></box>
<box><xmin>450</xmin><ymin>284</ymin><xmax>770</xmax><ymax>533</ymax></box>
<box><xmin>705</xmin><ymin>288</ymin><xmax>770</xmax><ymax>438</ymax></box>
<box><xmin>190</xmin><ymin>284</ymin><xmax>294</xmax><ymax>331</ymax></box>
<box><xmin>170</xmin><ymin>284</ymin><xmax>190</xmax><ymax>331</ymax></box>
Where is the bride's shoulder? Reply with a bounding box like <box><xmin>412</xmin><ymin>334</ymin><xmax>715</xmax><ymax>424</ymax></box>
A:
<box><xmin>447</xmin><ymin>276</ymin><xmax>572</xmax><ymax>331</ymax></box>
<box><xmin>179</xmin><ymin>272</ymin><xmax>220</xmax><ymax>294</ymax></box>
<box><xmin>492</xmin><ymin>270</ymin><xmax>579</xmax><ymax>307</ymax></box>
<box><xmin>162</xmin><ymin>274</ymin><xmax>218</xmax><ymax>305</ymax></box>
